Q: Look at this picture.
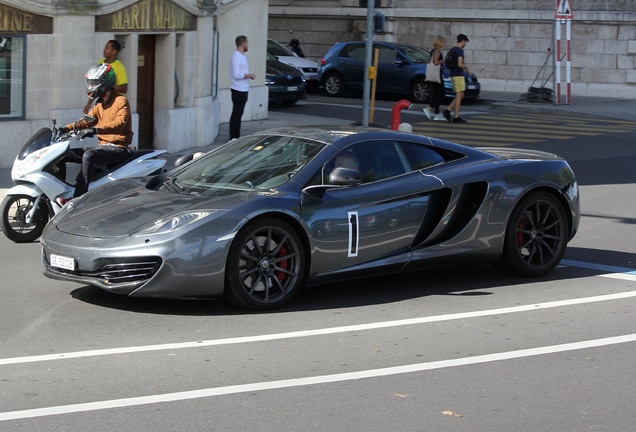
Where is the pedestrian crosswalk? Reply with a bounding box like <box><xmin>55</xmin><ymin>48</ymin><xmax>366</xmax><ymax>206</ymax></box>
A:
<box><xmin>411</xmin><ymin>112</ymin><xmax>636</xmax><ymax>146</ymax></box>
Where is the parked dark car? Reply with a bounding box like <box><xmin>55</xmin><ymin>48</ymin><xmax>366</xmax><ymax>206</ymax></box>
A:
<box><xmin>318</xmin><ymin>41</ymin><xmax>481</xmax><ymax>103</ymax></box>
<box><xmin>266</xmin><ymin>52</ymin><xmax>307</xmax><ymax>105</ymax></box>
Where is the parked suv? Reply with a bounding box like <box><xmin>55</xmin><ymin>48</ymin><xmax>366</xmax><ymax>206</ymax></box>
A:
<box><xmin>318</xmin><ymin>41</ymin><xmax>480</xmax><ymax>103</ymax></box>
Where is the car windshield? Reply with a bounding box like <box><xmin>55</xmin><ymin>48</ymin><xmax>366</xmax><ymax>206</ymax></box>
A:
<box><xmin>268</xmin><ymin>40</ymin><xmax>293</xmax><ymax>57</ymax></box>
<box><xmin>396</xmin><ymin>44</ymin><xmax>431</xmax><ymax>64</ymax></box>
<box><xmin>170</xmin><ymin>135</ymin><xmax>326</xmax><ymax>195</ymax></box>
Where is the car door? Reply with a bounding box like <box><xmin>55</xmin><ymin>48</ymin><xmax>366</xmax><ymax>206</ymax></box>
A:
<box><xmin>338</xmin><ymin>43</ymin><xmax>366</xmax><ymax>91</ymax></box>
<box><xmin>375</xmin><ymin>44</ymin><xmax>413</xmax><ymax>95</ymax></box>
<box><xmin>301</xmin><ymin>140</ymin><xmax>445</xmax><ymax>279</ymax></box>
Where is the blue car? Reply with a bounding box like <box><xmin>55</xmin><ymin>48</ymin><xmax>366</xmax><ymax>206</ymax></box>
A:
<box><xmin>318</xmin><ymin>41</ymin><xmax>480</xmax><ymax>103</ymax></box>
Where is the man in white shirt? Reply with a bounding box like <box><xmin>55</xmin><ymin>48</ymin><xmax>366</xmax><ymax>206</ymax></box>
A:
<box><xmin>229</xmin><ymin>35</ymin><xmax>256</xmax><ymax>139</ymax></box>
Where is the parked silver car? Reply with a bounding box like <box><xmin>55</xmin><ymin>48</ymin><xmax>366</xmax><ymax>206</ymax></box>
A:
<box><xmin>267</xmin><ymin>38</ymin><xmax>319</xmax><ymax>85</ymax></box>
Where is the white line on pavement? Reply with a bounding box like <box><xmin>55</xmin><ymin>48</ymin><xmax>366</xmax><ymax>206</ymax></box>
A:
<box><xmin>1</xmin><ymin>333</ymin><xmax>634</xmax><ymax>422</ymax></box>
<box><xmin>1</xmin><ymin>289</ymin><xmax>635</xmax><ymax>367</ymax></box>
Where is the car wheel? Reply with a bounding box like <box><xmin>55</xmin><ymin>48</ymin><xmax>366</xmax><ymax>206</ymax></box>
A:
<box><xmin>225</xmin><ymin>217</ymin><xmax>307</xmax><ymax>310</ymax></box>
<box><xmin>323</xmin><ymin>73</ymin><xmax>345</xmax><ymax>97</ymax></box>
<box><xmin>500</xmin><ymin>191</ymin><xmax>569</xmax><ymax>277</ymax></box>
<box><xmin>410</xmin><ymin>79</ymin><xmax>430</xmax><ymax>104</ymax></box>
<box><xmin>0</xmin><ymin>194</ymin><xmax>50</xmax><ymax>243</ymax></box>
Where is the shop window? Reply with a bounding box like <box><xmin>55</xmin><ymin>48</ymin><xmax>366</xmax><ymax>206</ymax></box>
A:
<box><xmin>0</xmin><ymin>36</ymin><xmax>25</xmax><ymax>119</ymax></box>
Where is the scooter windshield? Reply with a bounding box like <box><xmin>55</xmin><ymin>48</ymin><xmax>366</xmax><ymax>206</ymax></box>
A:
<box><xmin>18</xmin><ymin>128</ymin><xmax>53</xmax><ymax>161</ymax></box>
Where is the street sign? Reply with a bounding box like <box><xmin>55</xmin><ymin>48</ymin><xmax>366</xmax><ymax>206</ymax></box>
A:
<box><xmin>555</xmin><ymin>0</ymin><xmax>574</xmax><ymax>19</ymax></box>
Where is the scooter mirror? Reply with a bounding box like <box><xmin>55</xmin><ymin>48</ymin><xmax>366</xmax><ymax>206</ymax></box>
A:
<box><xmin>84</xmin><ymin>114</ymin><xmax>96</xmax><ymax>123</ymax></box>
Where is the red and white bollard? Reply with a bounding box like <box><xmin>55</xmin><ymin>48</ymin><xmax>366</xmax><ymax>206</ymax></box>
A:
<box><xmin>391</xmin><ymin>100</ymin><xmax>412</xmax><ymax>130</ymax></box>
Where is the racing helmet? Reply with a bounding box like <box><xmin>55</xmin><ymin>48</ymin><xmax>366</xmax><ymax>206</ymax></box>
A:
<box><xmin>85</xmin><ymin>63</ymin><xmax>116</xmax><ymax>100</ymax></box>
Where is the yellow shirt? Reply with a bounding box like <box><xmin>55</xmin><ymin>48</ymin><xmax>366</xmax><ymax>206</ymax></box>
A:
<box><xmin>98</xmin><ymin>58</ymin><xmax>128</xmax><ymax>86</ymax></box>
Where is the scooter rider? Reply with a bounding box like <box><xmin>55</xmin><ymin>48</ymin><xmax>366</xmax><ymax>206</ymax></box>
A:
<box><xmin>60</xmin><ymin>63</ymin><xmax>133</xmax><ymax>198</ymax></box>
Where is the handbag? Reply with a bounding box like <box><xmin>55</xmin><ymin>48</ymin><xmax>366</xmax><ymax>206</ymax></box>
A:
<box><xmin>426</xmin><ymin>48</ymin><xmax>441</xmax><ymax>83</ymax></box>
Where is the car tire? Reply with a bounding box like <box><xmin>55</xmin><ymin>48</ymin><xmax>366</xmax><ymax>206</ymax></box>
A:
<box><xmin>0</xmin><ymin>194</ymin><xmax>50</xmax><ymax>243</ymax></box>
<box><xmin>323</xmin><ymin>73</ymin><xmax>345</xmax><ymax>97</ymax></box>
<box><xmin>224</xmin><ymin>217</ymin><xmax>307</xmax><ymax>310</ymax></box>
<box><xmin>409</xmin><ymin>79</ymin><xmax>430</xmax><ymax>104</ymax></box>
<box><xmin>500</xmin><ymin>191</ymin><xmax>569</xmax><ymax>277</ymax></box>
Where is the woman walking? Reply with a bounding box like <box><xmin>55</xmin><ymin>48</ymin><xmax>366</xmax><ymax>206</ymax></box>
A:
<box><xmin>423</xmin><ymin>36</ymin><xmax>446</xmax><ymax>121</ymax></box>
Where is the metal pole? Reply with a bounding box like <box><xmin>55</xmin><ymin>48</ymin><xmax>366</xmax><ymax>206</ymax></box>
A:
<box><xmin>555</xmin><ymin>20</ymin><xmax>561</xmax><ymax>104</ymax></box>
<box><xmin>361</xmin><ymin>3</ymin><xmax>374</xmax><ymax>127</ymax></box>
<box><xmin>552</xmin><ymin>21</ymin><xmax>557</xmax><ymax>105</ymax></box>
<box><xmin>566</xmin><ymin>18</ymin><xmax>572</xmax><ymax>105</ymax></box>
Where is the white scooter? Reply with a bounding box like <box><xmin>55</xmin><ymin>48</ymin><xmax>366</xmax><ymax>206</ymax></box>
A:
<box><xmin>1</xmin><ymin>118</ymin><xmax>167</xmax><ymax>243</ymax></box>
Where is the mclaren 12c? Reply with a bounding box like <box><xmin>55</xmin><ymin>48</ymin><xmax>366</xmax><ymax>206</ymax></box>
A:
<box><xmin>42</xmin><ymin>127</ymin><xmax>580</xmax><ymax>310</ymax></box>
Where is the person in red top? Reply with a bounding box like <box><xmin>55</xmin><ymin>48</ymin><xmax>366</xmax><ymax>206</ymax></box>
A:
<box><xmin>60</xmin><ymin>64</ymin><xmax>133</xmax><ymax>198</ymax></box>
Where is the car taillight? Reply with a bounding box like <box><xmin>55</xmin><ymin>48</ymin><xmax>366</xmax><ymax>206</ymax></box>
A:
<box><xmin>320</xmin><ymin>58</ymin><xmax>326</xmax><ymax>66</ymax></box>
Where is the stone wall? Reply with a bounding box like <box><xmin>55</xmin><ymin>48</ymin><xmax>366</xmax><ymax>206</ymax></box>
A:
<box><xmin>269</xmin><ymin>0</ymin><xmax>636</xmax><ymax>98</ymax></box>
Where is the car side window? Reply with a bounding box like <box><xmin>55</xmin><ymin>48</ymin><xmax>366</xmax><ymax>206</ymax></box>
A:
<box><xmin>325</xmin><ymin>141</ymin><xmax>409</xmax><ymax>185</ymax></box>
<box><xmin>340</xmin><ymin>44</ymin><xmax>366</xmax><ymax>62</ymax></box>
<box><xmin>397</xmin><ymin>141</ymin><xmax>454</xmax><ymax>171</ymax></box>
<box><xmin>376</xmin><ymin>46</ymin><xmax>398</xmax><ymax>64</ymax></box>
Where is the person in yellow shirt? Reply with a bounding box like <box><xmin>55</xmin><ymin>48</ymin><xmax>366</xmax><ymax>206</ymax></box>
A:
<box><xmin>83</xmin><ymin>40</ymin><xmax>128</xmax><ymax>114</ymax></box>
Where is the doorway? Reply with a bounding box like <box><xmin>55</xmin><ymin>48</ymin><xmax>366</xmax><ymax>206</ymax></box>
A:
<box><xmin>137</xmin><ymin>35</ymin><xmax>156</xmax><ymax>149</ymax></box>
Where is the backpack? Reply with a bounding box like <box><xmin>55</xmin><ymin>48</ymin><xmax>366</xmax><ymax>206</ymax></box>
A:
<box><xmin>445</xmin><ymin>48</ymin><xmax>457</xmax><ymax>69</ymax></box>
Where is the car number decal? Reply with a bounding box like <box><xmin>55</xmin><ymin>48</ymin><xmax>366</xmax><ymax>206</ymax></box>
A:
<box><xmin>348</xmin><ymin>211</ymin><xmax>359</xmax><ymax>257</ymax></box>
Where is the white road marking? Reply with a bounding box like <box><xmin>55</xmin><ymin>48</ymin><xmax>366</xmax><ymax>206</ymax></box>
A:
<box><xmin>298</xmin><ymin>100</ymin><xmax>483</xmax><ymax>116</ymax></box>
<box><xmin>561</xmin><ymin>259</ymin><xmax>636</xmax><ymax>280</ymax></box>
<box><xmin>1</xmin><ymin>333</ymin><xmax>634</xmax><ymax>422</ymax></box>
<box><xmin>1</xmin><ymin>289</ymin><xmax>635</xmax><ymax>367</ymax></box>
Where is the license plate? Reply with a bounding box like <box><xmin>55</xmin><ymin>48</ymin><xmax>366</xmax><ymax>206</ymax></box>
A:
<box><xmin>287</xmin><ymin>86</ymin><xmax>298</xmax><ymax>92</ymax></box>
<box><xmin>467</xmin><ymin>85</ymin><xmax>476</xmax><ymax>90</ymax></box>
<box><xmin>50</xmin><ymin>254</ymin><xmax>75</xmax><ymax>271</ymax></box>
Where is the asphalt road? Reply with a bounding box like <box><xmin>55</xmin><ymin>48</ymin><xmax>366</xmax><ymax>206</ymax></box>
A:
<box><xmin>1</xmin><ymin>96</ymin><xmax>635</xmax><ymax>431</ymax></box>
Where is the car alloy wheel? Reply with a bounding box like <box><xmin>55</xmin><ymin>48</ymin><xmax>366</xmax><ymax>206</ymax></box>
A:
<box><xmin>0</xmin><ymin>194</ymin><xmax>50</xmax><ymax>243</ymax></box>
<box><xmin>410</xmin><ymin>79</ymin><xmax>430</xmax><ymax>104</ymax></box>
<box><xmin>225</xmin><ymin>217</ymin><xmax>306</xmax><ymax>310</ymax></box>
<box><xmin>324</xmin><ymin>73</ymin><xmax>344</xmax><ymax>97</ymax></box>
<box><xmin>501</xmin><ymin>191</ymin><xmax>568</xmax><ymax>277</ymax></box>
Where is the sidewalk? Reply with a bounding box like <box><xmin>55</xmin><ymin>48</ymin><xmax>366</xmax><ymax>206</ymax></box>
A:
<box><xmin>482</xmin><ymin>90</ymin><xmax>636</xmax><ymax>122</ymax></box>
<box><xmin>2</xmin><ymin>92</ymin><xmax>635</xmax><ymax>191</ymax></box>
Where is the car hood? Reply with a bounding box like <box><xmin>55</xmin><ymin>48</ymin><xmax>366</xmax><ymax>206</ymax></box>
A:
<box><xmin>479</xmin><ymin>147</ymin><xmax>562</xmax><ymax>161</ymax></box>
<box><xmin>266</xmin><ymin>59</ymin><xmax>302</xmax><ymax>77</ymax></box>
<box><xmin>275</xmin><ymin>55</ymin><xmax>318</xmax><ymax>69</ymax></box>
<box><xmin>55</xmin><ymin>182</ymin><xmax>256</xmax><ymax>238</ymax></box>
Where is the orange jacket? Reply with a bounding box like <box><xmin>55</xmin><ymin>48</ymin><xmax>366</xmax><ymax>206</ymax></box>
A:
<box><xmin>67</xmin><ymin>94</ymin><xmax>133</xmax><ymax>147</ymax></box>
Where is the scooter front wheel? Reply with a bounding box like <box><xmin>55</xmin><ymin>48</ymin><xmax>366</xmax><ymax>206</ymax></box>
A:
<box><xmin>0</xmin><ymin>194</ymin><xmax>50</xmax><ymax>243</ymax></box>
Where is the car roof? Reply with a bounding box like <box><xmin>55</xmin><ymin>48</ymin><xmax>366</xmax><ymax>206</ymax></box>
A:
<box><xmin>247</xmin><ymin>126</ymin><xmax>493</xmax><ymax>159</ymax></box>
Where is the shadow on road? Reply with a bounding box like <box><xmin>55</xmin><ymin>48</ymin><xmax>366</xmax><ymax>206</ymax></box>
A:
<box><xmin>68</xmin><ymin>248</ymin><xmax>634</xmax><ymax>316</ymax></box>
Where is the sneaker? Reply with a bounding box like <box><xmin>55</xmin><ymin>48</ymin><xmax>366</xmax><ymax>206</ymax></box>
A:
<box><xmin>443</xmin><ymin>110</ymin><xmax>452</xmax><ymax>122</ymax></box>
<box><xmin>452</xmin><ymin>117</ymin><xmax>468</xmax><ymax>123</ymax></box>
<box><xmin>422</xmin><ymin>107</ymin><xmax>433</xmax><ymax>120</ymax></box>
<box><xmin>433</xmin><ymin>114</ymin><xmax>446</xmax><ymax>121</ymax></box>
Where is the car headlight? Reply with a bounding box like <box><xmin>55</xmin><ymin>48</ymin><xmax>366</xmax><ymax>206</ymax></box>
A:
<box><xmin>134</xmin><ymin>211</ymin><xmax>216</xmax><ymax>236</ymax></box>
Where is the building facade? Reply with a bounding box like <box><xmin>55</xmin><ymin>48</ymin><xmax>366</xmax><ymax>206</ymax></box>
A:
<box><xmin>269</xmin><ymin>0</ymin><xmax>636</xmax><ymax>98</ymax></box>
<box><xmin>0</xmin><ymin>0</ymin><xmax>268</xmax><ymax>168</ymax></box>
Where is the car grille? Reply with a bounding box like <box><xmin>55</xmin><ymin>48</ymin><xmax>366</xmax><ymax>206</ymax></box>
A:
<box><xmin>272</xmin><ymin>75</ymin><xmax>304</xmax><ymax>85</ymax></box>
<box><xmin>49</xmin><ymin>255</ymin><xmax>162</xmax><ymax>286</ymax></box>
<box><xmin>301</xmin><ymin>67</ymin><xmax>318</xmax><ymax>73</ymax></box>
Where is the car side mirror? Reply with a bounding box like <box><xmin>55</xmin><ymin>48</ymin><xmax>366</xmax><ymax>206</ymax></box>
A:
<box><xmin>329</xmin><ymin>167</ymin><xmax>362</xmax><ymax>186</ymax></box>
<box><xmin>394</xmin><ymin>58</ymin><xmax>406</xmax><ymax>66</ymax></box>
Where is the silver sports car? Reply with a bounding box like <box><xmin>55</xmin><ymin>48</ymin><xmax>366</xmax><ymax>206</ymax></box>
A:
<box><xmin>41</xmin><ymin>127</ymin><xmax>580</xmax><ymax>310</ymax></box>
